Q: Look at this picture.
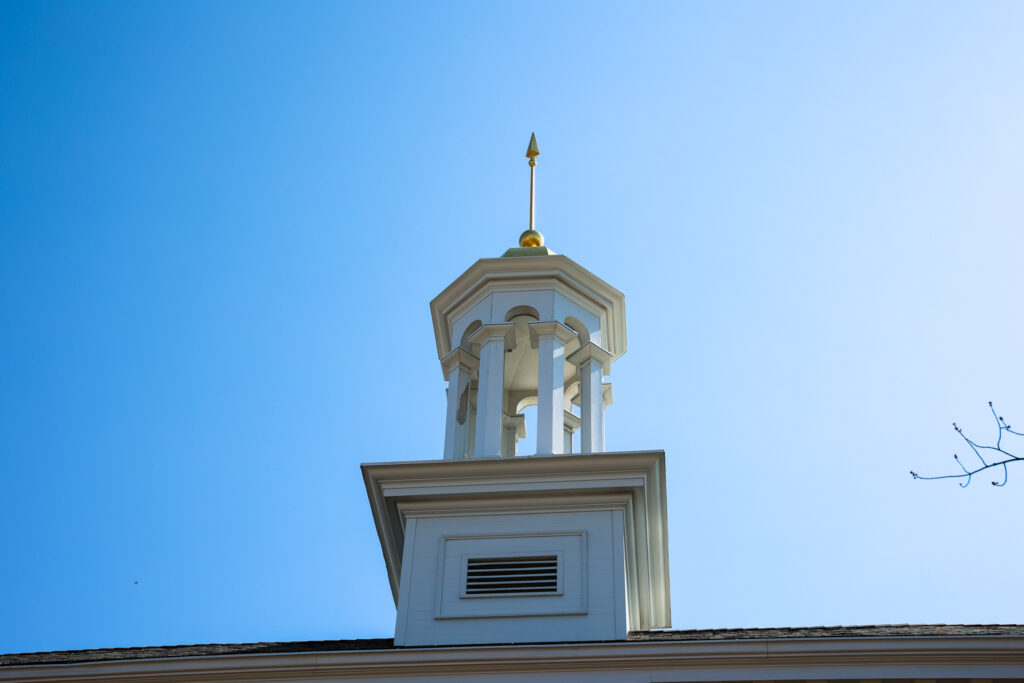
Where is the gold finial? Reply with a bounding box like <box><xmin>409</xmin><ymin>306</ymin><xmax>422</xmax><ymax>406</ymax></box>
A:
<box><xmin>526</xmin><ymin>132</ymin><xmax>540</xmax><ymax>161</ymax></box>
<box><xmin>519</xmin><ymin>132</ymin><xmax>544</xmax><ymax>247</ymax></box>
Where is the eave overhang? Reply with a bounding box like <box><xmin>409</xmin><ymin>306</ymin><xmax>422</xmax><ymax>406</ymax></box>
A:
<box><xmin>429</xmin><ymin>255</ymin><xmax>627</xmax><ymax>361</ymax></box>
<box><xmin>5</xmin><ymin>634</ymin><xmax>1024</xmax><ymax>682</ymax></box>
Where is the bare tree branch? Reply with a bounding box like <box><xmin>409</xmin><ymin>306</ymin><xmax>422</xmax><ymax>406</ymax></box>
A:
<box><xmin>911</xmin><ymin>402</ymin><xmax>1022</xmax><ymax>487</ymax></box>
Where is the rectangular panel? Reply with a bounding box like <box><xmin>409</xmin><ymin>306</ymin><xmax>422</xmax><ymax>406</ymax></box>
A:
<box><xmin>436</xmin><ymin>532</ymin><xmax>587</xmax><ymax>619</ymax></box>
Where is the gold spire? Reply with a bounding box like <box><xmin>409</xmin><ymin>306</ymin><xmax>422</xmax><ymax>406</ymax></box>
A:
<box><xmin>526</xmin><ymin>132</ymin><xmax>540</xmax><ymax>160</ymax></box>
<box><xmin>519</xmin><ymin>132</ymin><xmax>544</xmax><ymax>248</ymax></box>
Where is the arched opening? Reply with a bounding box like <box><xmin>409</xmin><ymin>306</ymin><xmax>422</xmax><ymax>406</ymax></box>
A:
<box><xmin>459</xmin><ymin>320</ymin><xmax>483</xmax><ymax>350</ymax></box>
<box><xmin>564</xmin><ymin>316</ymin><xmax>590</xmax><ymax>345</ymax></box>
<box><xmin>516</xmin><ymin>396</ymin><xmax>538</xmax><ymax>414</ymax></box>
<box><xmin>505</xmin><ymin>305</ymin><xmax>540</xmax><ymax>322</ymax></box>
<box><xmin>513</xmin><ymin>396</ymin><xmax>538</xmax><ymax>456</ymax></box>
<box><xmin>516</xmin><ymin>404</ymin><xmax>538</xmax><ymax>456</ymax></box>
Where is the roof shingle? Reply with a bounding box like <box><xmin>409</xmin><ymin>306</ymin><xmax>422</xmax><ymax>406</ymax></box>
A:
<box><xmin>4</xmin><ymin>624</ymin><xmax>1023</xmax><ymax>667</ymax></box>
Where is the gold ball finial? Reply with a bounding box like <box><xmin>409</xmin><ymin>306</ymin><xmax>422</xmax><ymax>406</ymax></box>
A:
<box><xmin>518</xmin><ymin>229</ymin><xmax>544</xmax><ymax>247</ymax></box>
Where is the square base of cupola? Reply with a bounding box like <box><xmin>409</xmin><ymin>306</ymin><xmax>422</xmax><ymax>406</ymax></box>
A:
<box><xmin>362</xmin><ymin>451</ymin><xmax>669</xmax><ymax>647</ymax></box>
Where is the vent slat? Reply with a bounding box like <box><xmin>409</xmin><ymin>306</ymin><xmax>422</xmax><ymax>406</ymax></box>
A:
<box><xmin>467</xmin><ymin>584</ymin><xmax>557</xmax><ymax>591</ymax></box>
<box><xmin>468</xmin><ymin>558</ymin><xmax>555</xmax><ymax>564</ymax></box>
<box><xmin>468</xmin><ymin>585</ymin><xmax>557</xmax><ymax>590</ymax></box>
<box><xmin>466</xmin><ymin>581</ymin><xmax>557</xmax><ymax>585</ymax></box>
<box><xmin>468</xmin><ymin>564</ymin><xmax>555</xmax><ymax>569</ymax></box>
<box><xmin>465</xmin><ymin>555</ymin><xmax>558</xmax><ymax>596</ymax></box>
<box><xmin>468</xmin><ymin>565</ymin><xmax>557</xmax><ymax>569</ymax></box>
<box><xmin>468</xmin><ymin>573</ymin><xmax>557</xmax><ymax>577</ymax></box>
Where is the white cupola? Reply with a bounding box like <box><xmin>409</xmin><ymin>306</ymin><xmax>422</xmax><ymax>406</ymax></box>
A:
<box><xmin>430</xmin><ymin>253</ymin><xmax>625</xmax><ymax>460</ymax></box>
<box><xmin>363</xmin><ymin>135</ymin><xmax>670</xmax><ymax>647</ymax></box>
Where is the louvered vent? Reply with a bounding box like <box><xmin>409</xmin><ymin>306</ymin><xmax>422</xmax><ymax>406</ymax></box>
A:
<box><xmin>465</xmin><ymin>555</ymin><xmax>558</xmax><ymax>595</ymax></box>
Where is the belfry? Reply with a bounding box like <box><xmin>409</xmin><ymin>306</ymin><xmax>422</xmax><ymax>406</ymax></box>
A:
<box><xmin>431</xmin><ymin>133</ymin><xmax>624</xmax><ymax>459</ymax></box>
<box><xmin>363</xmin><ymin>135</ymin><xmax>670</xmax><ymax>647</ymax></box>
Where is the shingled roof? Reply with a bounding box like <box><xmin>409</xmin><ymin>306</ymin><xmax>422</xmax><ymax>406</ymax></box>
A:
<box><xmin>4</xmin><ymin>624</ymin><xmax>1022</xmax><ymax>667</ymax></box>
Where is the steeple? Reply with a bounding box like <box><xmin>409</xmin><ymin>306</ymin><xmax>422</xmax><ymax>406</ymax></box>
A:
<box><xmin>362</xmin><ymin>137</ymin><xmax>670</xmax><ymax>648</ymax></box>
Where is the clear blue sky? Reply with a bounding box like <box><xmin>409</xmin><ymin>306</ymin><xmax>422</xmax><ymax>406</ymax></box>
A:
<box><xmin>2</xmin><ymin>0</ymin><xmax>1023</xmax><ymax>654</ymax></box>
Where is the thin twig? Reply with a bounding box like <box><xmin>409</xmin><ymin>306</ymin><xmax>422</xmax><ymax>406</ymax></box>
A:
<box><xmin>910</xmin><ymin>403</ymin><xmax>1021</xmax><ymax>487</ymax></box>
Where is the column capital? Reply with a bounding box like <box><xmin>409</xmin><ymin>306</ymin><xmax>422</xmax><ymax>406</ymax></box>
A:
<box><xmin>468</xmin><ymin>323</ymin><xmax>516</xmax><ymax>351</ymax></box>
<box><xmin>563</xmin><ymin>410</ymin><xmax>581</xmax><ymax>432</ymax></box>
<box><xmin>568</xmin><ymin>341</ymin><xmax>612</xmax><ymax>374</ymax></box>
<box><xmin>528</xmin><ymin>320</ymin><xmax>576</xmax><ymax>348</ymax></box>
<box><xmin>440</xmin><ymin>347</ymin><xmax>479</xmax><ymax>380</ymax></box>
<box><xmin>503</xmin><ymin>412</ymin><xmax>527</xmax><ymax>439</ymax></box>
<box><xmin>564</xmin><ymin>378</ymin><xmax>581</xmax><ymax>410</ymax></box>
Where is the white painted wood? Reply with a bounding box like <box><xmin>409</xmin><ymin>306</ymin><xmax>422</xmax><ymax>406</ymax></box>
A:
<box><xmin>392</xmin><ymin>517</ymin><xmax>418</xmax><ymax>646</ymax></box>
<box><xmin>434</xmin><ymin>532</ymin><xmax>584</xmax><ymax>618</ymax></box>
<box><xmin>468</xmin><ymin>324</ymin><xmax>514</xmax><ymax>459</ymax></box>
<box><xmin>430</xmin><ymin>256</ymin><xmax>626</xmax><ymax>361</ymax></box>
<box><xmin>535</xmin><ymin>334</ymin><xmax>563</xmax><ymax>453</ymax></box>
<box><xmin>569</xmin><ymin>343</ymin><xmax>611</xmax><ymax>453</ymax></box>
<box><xmin>399</xmin><ymin>509</ymin><xmax>622</xmax><ymax>646</ymax></box>
<box><xmin>563</xmin><ymin>410</ymin><xmax>580</xmax><ymax>453</ymax></box>
<box><xmin>491</xmin><ymin>289</ymin><xmax>555</xmax><ymax>324</ymax></box>
<box><xmin>441</xmin><ymin>348</ymin><xmax>478</xmax><ymax>460</ymax></box>
<box><xmin>432</xmin><ymin>255</ymin><xmax>625</xmax><ymax>462</ymax></box>
<box><xmin>611</xmin><ymin>508</ymin><xmax>626</xmax><ymax>637</ymax></box>
<box><xmin>529</xmin><ymin>321</ymin><xmax>575</xmax><ymax>454</ymax></box>
<box><xmin>501</xmin><ymin>412</ymin><xmax>525</xmax><ymax>458</ymax></box>
<box><xmin>362</xmin><ymin>451</ymin><xmax>671</xmax><ymax>636</ymax></box>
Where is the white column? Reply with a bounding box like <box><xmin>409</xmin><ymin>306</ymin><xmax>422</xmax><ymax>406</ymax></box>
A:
<box><xmin>568</xmin><ymin>342</ymin><xmax>612</xmax><ymax>453</ymax></box>
<box><xmin>502</xmin><ymin>412</ymin><xmax>526</xmax><ymax>458</ymax></box>
<box><xmin>563</xmin><ymin>410</ymin><xmax>580</xmax><ymax>454</ymax></box>
<box><xmin>440</xmin><ymin>348</ymin><xmax>478</xmax><ymax>460</ymax></box>
<box><xmin>468</xmin><ymin>323</ymin><xmax>515</xmax><ymax>458</ymax></box>
<box><xmin>602</xmin><ymin>382</ymin><xmax>614</xmax><ymax>453</ymax></box>
<box><xmin>529</xmin><ymin>321</ymin><xmax>576</xmax><ymax>455</ymax></box>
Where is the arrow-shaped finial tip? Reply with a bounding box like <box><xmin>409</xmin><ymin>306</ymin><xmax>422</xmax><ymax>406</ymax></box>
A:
<box><xmin>526</xmin><ymin>132</ymin><xmax>540</xmax><ymax>159</ymax></box>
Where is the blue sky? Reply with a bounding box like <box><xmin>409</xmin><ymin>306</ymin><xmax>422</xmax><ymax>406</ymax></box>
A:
<box><xmin>2</xmin><ymin>0</ymin><xmax>1023</xmax><ymax>654</ymax></box>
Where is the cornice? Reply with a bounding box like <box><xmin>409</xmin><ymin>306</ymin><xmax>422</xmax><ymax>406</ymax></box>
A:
<box><xmin>430</xmin><ymin>255</ymin><xmax>626</xmax><ymax>362</ymax></box>
<box><xmin>362</xmin><ymin>450</ymin><xmax>663</xmax><ymax>484</ymax></box>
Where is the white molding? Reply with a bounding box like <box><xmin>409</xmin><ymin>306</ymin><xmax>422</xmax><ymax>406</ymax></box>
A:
<box><xmin>568</xmin><ymin>342</ymin><xmax>612</xmax><ymax>375</ymax></box>
<box><xmin>528</xmin><ymin>320</ymin><xmax>577</xmax><ymax>348</ymax></box>
<box><xmin>431</xmin><ymin>532</ymin><xmax>588</xmax><ymax>619</ymax></box>
<box><xmin>602</xmin><ymin>382</ymin><xmax>613</xmax><ymax>408</ymax></box>
<box><xmin>430</xmin><ymin>255</ymin><xmax>627</xmax><ymax>363</ymax></box>
<box><xmin>440</xmin><ymin>347</ymin><xmax>479</xmax><ymax>381</ymax></box>
<box><xmin>6</xmin><ymin>635</ymin><xmax>1024</xmax><ymax>682</ymax></box>
<box><xmin>502</xmin><ymin>412</ymin><xmax>527</xmax><ymax>439</ymax></box>
<box><xmin>396</xmin><ymin>492</ymin><xmax>634</xmax><ymax>517</ymax></box>
<box><xmin>467</xmin><ymin>323</ymin><xmax>516</xmax><ymax>351</ymax></box>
